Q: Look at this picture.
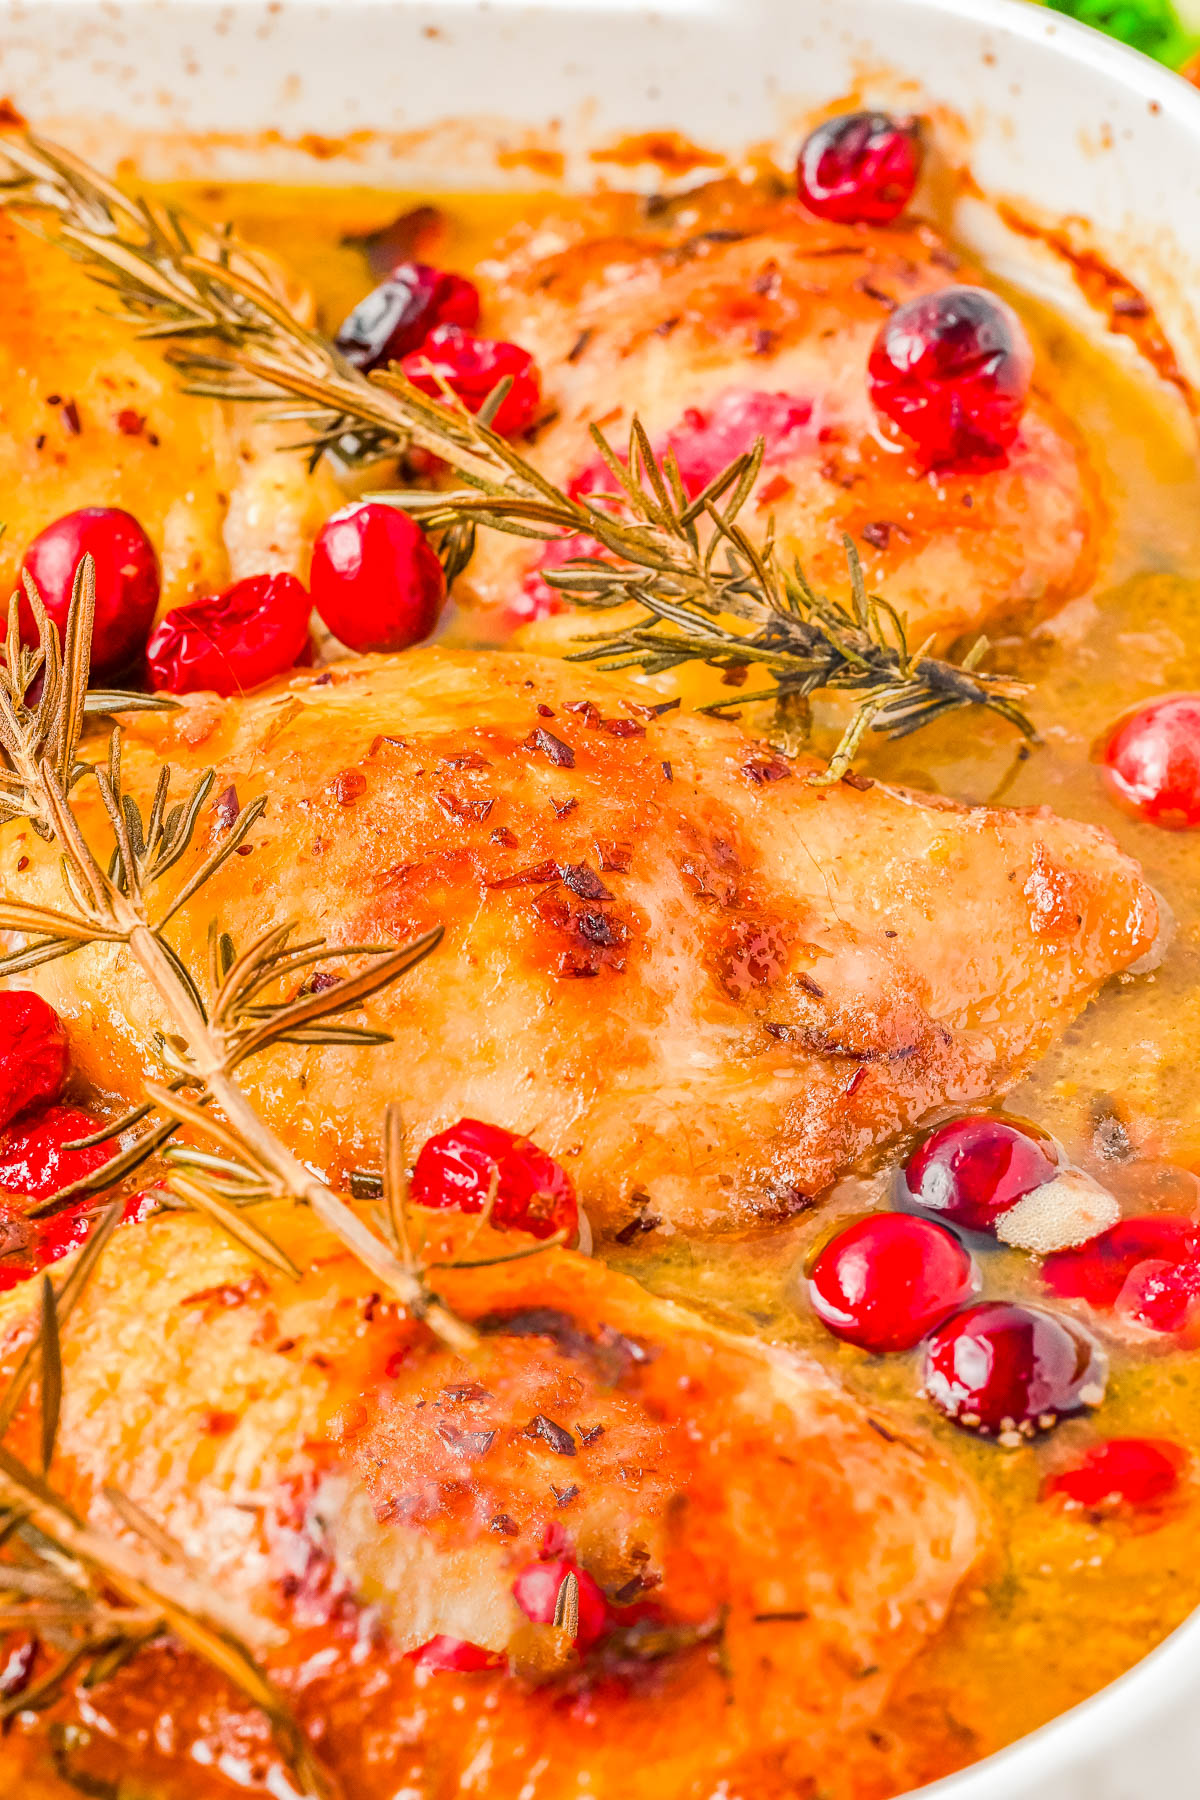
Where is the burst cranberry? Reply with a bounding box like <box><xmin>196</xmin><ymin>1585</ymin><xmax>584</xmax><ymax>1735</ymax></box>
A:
<box><xmin>1045</xmin><ymin>1438</ymin><xmax>1186</xmax><ymax>1513</ymax></box>
<box><xmin>923</xmin><ymin>1300</ymin><xmax>1107</xmax><ymax>1438</ymax></box>
<box><xmin>146</xmin><ymin>572</ymin><xmax>311</xmax><ymax>697</ymax></box>
<box><xmin>410</xmin><ymin>1118</ymin><xmax>577</xmax><ymax>1241</ymax></box>
<box><xmin>808</xmin><ymin>1213</ymin><xmax>977</xmax><ymax>1352</ymax></box>
<box><xmin>402</xmin><ymin>324</ymin><xmax>541</xmax><ymax>436</ymax></box>
<box><xmin>904</xmin><ymin>1115</ymin><xmax>1057</xmax><ymax>1234</ymax></box>
<box><xmin>20</xmin><ymin>507</ymin><xmax>160</xmax><ymax>677</ymax></box>
<box><xmin>1100</xmin><ymin>694</ymin><xmax>1200</xmax><ymax>828</ymax></box>
<box><xmin>797</xmin><ymin>110</ymin><xmax>923</xmax><ymax>224</ymax></box>
<box><xmin>0</xmin><ymin>993</ymin><xmax>69</xmax><ymax>1134</ymax></box>
<box><xmin>867</xmin><ymin>286</ymin><xmax>1034</xmax><ymax>469</ymax></box>
<box><xmin>310</xmin><ymin>502</ymin><xmax>446</xmax><ymax>654</ymax></box>
<box><xmin>1043</xmin><ymin>1215</ymin><xmax>1200</xmax><ymax>1308</ymax></box>
<box><xmin>1115</xmin><ymin>1256</ymin><xmax>1200</xmax><ymax>1335</ymax></box>
<box><xmin>335</xmin><ymin>261</ymin><xmax>481</xmax><ymax>374</ymax></box>
<box><xmin>408</xmin><ymin>1634</ymin><xmax>503</xmax><ymax>1673</ymax></box>
<box><xmin>513</xmin><ymin>1558</ymin><xmax>608</xmax><ymax>1648</ymax></box>
<box><xmin>0</xmin><ymin>1105</ymin><xmax>111</xmax><ymax>1204</ymax></box>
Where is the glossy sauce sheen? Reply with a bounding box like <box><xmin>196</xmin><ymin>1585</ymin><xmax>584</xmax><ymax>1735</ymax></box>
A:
<box><xmin>6</xmin><ymin>177</ymin><xmax>1200</xmax><ymax>1795</ymax></box>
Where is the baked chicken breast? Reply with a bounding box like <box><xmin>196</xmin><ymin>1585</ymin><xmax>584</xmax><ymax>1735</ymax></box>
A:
<box><xmin>0</xmin><ymin>1204</ymin><xmax>983</xmax><ymax>1800</ymax></box>
<box><xmin>5</xmin><ymin>648</ymin><xmax>1156</xmax><ymax>1237</ymax></box>
<box><xmin>465</xmin><ymin>182</ymin><xmax>1101</xmax><ymax>642</ymax></box>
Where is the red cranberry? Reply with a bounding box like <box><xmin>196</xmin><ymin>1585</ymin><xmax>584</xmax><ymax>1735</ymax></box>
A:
<box><xmin>0</xmin><ymin>993</ymin><xmax>69</xmax><ymax>1134</ymax></box>
<box><xmin>1042</xmin><ymin>1215</ymin><xmax>1200</xmax><ymax>1308</ymax></box>
<box><xmin>335</xmin><ymin>262</ymin><xmax>480</xmax><ymax>374</ymax></box>
<box><xmin>512</xmin><ymin>1558</ymin><xmax>608</xmax><ymax>1648</ymax></box>
<box><xmin>408</xmin><ymin>1634</ymin><xmax>503</xmax><ymax>1673</ymax></box>
<box><xmin>867</xmin><ymin>286</ymin><xmax>1034</xmax><ymax>469</ymax></box>
<box><xmin>1114</xmin><ymin>1256</ymin><xmax>1200</xmax><ymax>1335</ymax></box>
<box><xmin>146</xmin><ymin>572</ymin><xmax>311</xmax><ymax>697</ymax></box>
<box><xmin>1100</xmin><ymin>694</ymin><xmax>1200</xmax><ymax>828</ymax></box>
<box><xmin>904</xmin><ymin>1115</ymin><xmax>1057</xmax><ymax>1234</ymax></box>
<box><xmin>1045</xmin><ymin>1438</ymin><xmax>1186</xmax><ymax>1513</ymax></box>
<box><xmin>402</xmin><ymin>324</ymin><xmax>541</xmax><ymax>436</ymax></box>
<box><xmin>410</xmin><ymin>1119</ymin><xmax>578</xmax><ymax>1241</ymax></box>
<box><xmin>808</xmin><ymin>1213</ymin><xmax>977</xmax><ymax>1352</ymax></box>
<box><xmin>310</xmin><ymin>502</ymin><xmax>446</xmax><ymax>654</ymax></box>
<box><xmin>0</xmin><ymin>1104</ymin><xmax>111</xmax><ymax>1203</ymax></box>
<box><xmin>923</xmin><ymin>1300</ymin><xmax>1107</xmax><ymax>1439</ymax></box>
<box><xmin>20</xmin><ymin>507</ymin><xmax>160</xmax><ymax>677</ymax></box>
<box><xmin>797</xmin><ymin>111</ymin><xmax>923</xmax><ymax>224</ymax></box>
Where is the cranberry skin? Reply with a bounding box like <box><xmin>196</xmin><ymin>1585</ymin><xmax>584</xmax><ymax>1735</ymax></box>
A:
<box><xmin>797</xmin><ymin>111</ymin><xmax>923</xmax><ymax>225</ymax></box>
<box><xmin>0</xmin><ymin>1104</ymin><xmax>111</xmax><ymax>1203</ymax></box>
<box><xmin>146</xmin><ymin>572</ymin><xmax>311</xmax><ymax>697</ymax></box>
<box><xmin>1100</xmin><ymin>694</ymin><xmax>1200</xmax><ymax>828</ymax></box>
<box><xmin>20</xmin><ymin>507</ymin><xmax>160</xmax><ymax>677</ymax></box>
<box><xmin>905</xmin><ymin>1115</ymin><xmax>1057</xmax><ymax>1234</ymax></box>
<box><xmin>512</xmin><ymin>1559</ymin><xmax>608</xmax><ymax>1648</ymax></box>
<box><xmin>867</xmin><ymin>286</ymin><xmax>1034</xmax><ymax>469</ymax></box>
<box><xmin>402</xmin><ymin>324</ymin><xmax>541</xmax><ymax>436</ymax></box>
<box><xmin>336</xmin><ymin>262</ymin><xmax>480</xmax><ymax>374</ymax></box>
<box><xmin>923</xmin><ymin>1300</ymin><xmax>1107</xmax><ymax>1438</ymax></box>
<box><xmin>0</xmin><ymin>993</ymin><xmax>69</xmax><ymax>1134</ymax></box>
<box><xmin>310</xmin><ymin>503</ymin><xmax>446</xmax><ymax>654</ymax></box>
<box><xmin>411</xmin><ymin>1118</ymin><xmax>578</xmax><ymax>1241</ymax></box>
<box><xmin>808</xmin><ymin>1214</ymin><xmax>977</xmax><ymax>1352</ymax></box>
<box><xmin>408</xmin><ymin>1634</ymin><xmax>503</xmax><ymax>1673</ymax></box>
<box><xmin>1042</xmin><ymin>1215</ymin><xmax>1200</xmax><ymax>1309</ymax></box>
<box><xmin>1045</xmin><ymin>1438</ymin><xmax>1186</xmax><ymax>1513</ymax></box>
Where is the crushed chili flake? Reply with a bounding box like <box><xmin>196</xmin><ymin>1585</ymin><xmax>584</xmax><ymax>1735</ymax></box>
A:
<box><xmin>435</xmin><ymin>1421</ymin><xmax>497</xmax><ymax>1458</ymax></box>
<box><xmin>536</xmin><ymin>703</ymin><xmax>556</xmax><ymax>718</ymax></box>
<box><xmin>551</xmin><ymin>795</ymin><xmax>578</xmax><ymax>819</ymax></box>
<box><xmin>60</xmin><ymin>399</ymin><xmax>81</xmax><ymax>436</ymax></box>
<box><xmin>743</xmin><ymin>755</ymin><xmax>793</xmax><ymax>784</ymax></box>
<box><xmin>490</xmin><ymin>1512</ymin><xmax>520</xmax><ymax>1535</ymax></box>
<box><xmin>841</xmin><ymin>770</ymin><xmax>874</xmax><ymax>791</ymax></box>
<box><xmin>490</xmin><ymin>825</ymin><xmax>519</xmax><ymax>847</ymax></box>
<box><xmin>577</xmin><ymin>1423</ymin><xmax>606</xmax><ymax>1446</ymax></box>
<box><xmin>561</xmin><ymin>863</ymin><xmax>614</xmax><ymax>902</ymax></box>
<box><xmin>204</xmin><ymin>1410</ymin><xmax>238</xmax><ymax>1435</ymax></box>
<box><xmin>116</xmin><ymin>408</ymin><xmax>146</xmax><ymax>435</ymax></box>
<box><xmin>525</xmin><ymin>1413</ymin><xmax>577</xmax><ymax>1456</ymax></box>
<box><xmin>721</xmin><ymin>663</ymin><xmax>750</xmax><ymax>688</ymax></box>
<box><xmin>662</xmin><ymin>761</ymin><xmax>673</xmax><ymax>782</ymax></box>
<box><xmin>489</xmin><ymin>858</ymin><xmax>560</xmax><ymax>889</ymax></box>
<box><xmin>797</xmin><ymin>972</ymin><xmax>825</xmax><ymax>998</ymax></box>
<box><xmin>214</xmin><ymin>784</ymin><xmax>241</xmax><ymax>830</ymax></box>
<box><xmin>597</xmin><ymin>842</ymin><xmax>633</xmax><ymax>873</ymax></box>
<box><xmin>601</xmin><ymin>716</ymin><xmax>645</xmax><ymax>738</ymax></box>
<box><xmin>440</xmin><ymin>749</ymin><xmax>490</xmax><ymax>770</ymax></box>
<box><xmin>331</xmin><ymin>769</ymin><xmax>368</xmax><ymax>806</ymax></box>
<box><xmin>436</xmin><ymin>788</ymin><xmax>494</xmax><ymax>824</ymax></box>
<box><xmin>181</xmin><ymin>1272</ymin><xmax>269</xmax><ymax>1310</ymax></box>
<box><xmin>860</xmin><ymin>521</ymin><xmax>894</xmax><ymax>550</ymax></box>
<box><xmin>564</xmin><ymin>700</ymin><xmax>602</xmax><ymax>727</ymax></box>
<box><xmin>552</xmin><ymin>1483</ymin><xmax>581</xmax><ymax>1506</ymax></box>
<box><xmin>524</xmin><ymin>726</ymin><xmax>576</xmax><ymax>767</ymax></box>
<box><xmin>615</xmin><ymin>1215</ymin><xmax>661</xmax><ymax>1244</ymax></box>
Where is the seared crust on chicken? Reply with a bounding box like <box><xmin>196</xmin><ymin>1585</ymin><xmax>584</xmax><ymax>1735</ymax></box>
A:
<box><xmin>6</xmin><ymin>648</ymin><xmax>1156</xmax><ymax>1236</ymax></box>
<box><xmin>466</xmin><ymin>181</ymin><xmax>1101</xmax><ymax>641</ymax></box>
<box><xmin>0</xmin><ymin>1204</ymin><xmax>983</xmax><ymax>1800</ymax></box>
<box><xmin>0</xmin><ymin>216</ymin><xmax>339</xmax><ymax>614</ymax></box>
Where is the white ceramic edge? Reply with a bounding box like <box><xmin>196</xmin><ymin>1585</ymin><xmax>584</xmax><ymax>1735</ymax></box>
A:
<box><xmin>3</xmin><ymin>3</ymin><xmax>1200</xmax><ymax>1794</ymax></box>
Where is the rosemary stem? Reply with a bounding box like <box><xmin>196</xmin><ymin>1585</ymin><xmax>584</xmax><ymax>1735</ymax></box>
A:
<box><xmin>125</xmin><ymin>925</ymin><xmax>478</xmax><ymax>1357</ymax></box>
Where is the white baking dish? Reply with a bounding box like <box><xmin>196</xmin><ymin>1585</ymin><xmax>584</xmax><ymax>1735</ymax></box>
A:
<box><xmin>2</xmin><ymin>0</ymin><xmax>1199</xmax><ymax>1793</ymax></box>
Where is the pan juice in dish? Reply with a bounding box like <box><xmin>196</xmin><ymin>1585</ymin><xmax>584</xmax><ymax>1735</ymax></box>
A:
<box><xmin>1</xmin><ymin>111</ymin><xmax>1200</xmax><ymax>1800</ymax></box>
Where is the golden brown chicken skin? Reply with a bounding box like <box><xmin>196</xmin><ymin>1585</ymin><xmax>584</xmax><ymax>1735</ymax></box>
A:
<box><xmin>465</xmin><ymin>182</ymin><xmax>1100</xmax><ymax>642</ymax></box>
<box><xmin>5</xmin><ymin>648</ymin><xmax>1155</xmax><ymax>1237</ymax></box>
<box><xmin>0</xmin><ymin>1203</ymin><xmax>983</xmax><ymax>1800</ymax></box>
<box><xmin>0</xmin><ymin>215</ymin><xmax>338</xmax><ymax>614</ymax></box>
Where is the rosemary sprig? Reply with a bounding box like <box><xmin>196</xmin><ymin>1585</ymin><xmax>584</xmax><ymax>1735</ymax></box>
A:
<box><xmin>0</xmin><ymin>1202</ymin><xmax>337</xmax><ymax>1798</ymax></box>
<box><xmin>0</xmin><ymin>563</ymin><xmax>475</xmax><ymax>1356</ymax></box>
<box><xmin>0</xmin><ymin>133</ymin><xmax>1034</xmax><ymax>775</ymax></box>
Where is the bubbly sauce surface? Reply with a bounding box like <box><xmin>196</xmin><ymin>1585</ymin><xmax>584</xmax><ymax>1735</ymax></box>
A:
<box><xmin>89</xmin><ymin>179</ymin><xmax>1200</xmax><ymax>1786</ymax></box>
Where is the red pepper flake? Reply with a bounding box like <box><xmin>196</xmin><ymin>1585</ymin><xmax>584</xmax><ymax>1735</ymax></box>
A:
<box><xmin>490</xmin><ymin>825</ymin><xmax>519</xmax><ymax>847</ymax></box>
<box><xmin>435</xmin><ymin>1421</ymin><xmax>497</xmax><ymax>1458</ymax></box>
<box><xmin>601</xmin><ymin>716</ymin><xmax>645</xmax><ymax>738</ymax></box>
<box><xmin>490</xmin><ymin>1512</ymin><xmax>520</xmax><ymax>1535</ymax></box>
<box><xmin>524</xmin><ymin>726</ymin><xmax>575</xmax><ymax>767</ymax></box>
<box><xmin>577</xmin><ymin>1423</ymin><xmax>606</xmax><ymax>1446</ymax></box>
<box><xmin>597</xmin><ymin>842</ymin><xmax>633</xmax><ymax>873</ymax></box>
<box><xmin>440</xmin><ymin>749</ymin><xmax>490</xmax><ymax>770</ymax></box>
<box><xmin>845</xmin><ymin>1065</ymin><xmax>867</xmax><ymax>1097</ymax></box>
<box><xmin>860</xmin><ymin>521</ymin><xmax>894</xmax><ymax>551</ymax></box>
<box><xmin>796</xmin><ymin>972</ymin><xmax>825</xmax><ymax>998</ymax></box>
<box><xmin>235</xmin><ymin>843</ymin><xmax>255</xmax><ymax>857</ymax></box>
<box><xmin>367</xmin><ymin>734</ymin><xmax>408</xmax><ymax>758</ymax></box>
<box><xmin>564</xmin><ymin>700</ymin><xmax>602</xmax><ymax>727</ymax></box>
<box><xmin>332</xmin><ymin>769</ymin><xmax>368</xmax><ymax>806</ymax></box>
<box><xmin>490</xmin><ymin>858</ymin><xmax>561</xmax><ymax>889</ymax></box>
<box><xmin>721</xmin><ymin>663</ymin><xmax>750</xmax><ymax>688</ymax></box>
<box><xmin>204</xmin><ymin>1410</ymin><xmax>238</xmax><ymax>1435</ymax></box>
<box><xmin>551</xmin><ymin>795</ymin><xmax>578</xmax><ymax>819</ymax></box>
<box><xmin>743</xmin><ymin>755</ymin><xmax>793</xmax><ymax>784</ymax></box>
<box><xmin>60</xmin><ymin>399</ymin><xmax>81</xmax><ymax>436</ymax></box>
<box><xmin>0</xmin><ymin>1635</ymin><xmax>37</xmax><ymax>1702</ymax></box>
<box><xmin>536</xmin><ymin>703</ymin><xmax>556</xmax><ymax>718</ymax></box>
<box><xmin>841</xmin><ymin>770</ymin><xmax>874</xmax><ymax>792</ymax></box>
<box><xmin>525</xmin><ymin>1413</ymin><xmax>576</xmax><ymax>1456</ymax></box>
<box><xmin>757</xmin><ymin>472</ymin><xmax>793</xmax><ymax>507</ymax></box>
<box><xmin>181</xmin><ymin>1272</ymin><xmax>269</xmax><ymax>1310</ymax></box>
<box><xmin>662</xmin><ymin>761</ymin><xmax>673</xmax><ymax>782</ymax></box>
<box><xmin>44</xmin><ymin>393</ymin><xmax>62</xmax><ymax>407</ymax></box>
<box><xmin>436</xmin><ymin>789</ymin><xmax>495</xmax><ymax>824</ymax></box>
<box><xmin>116</xmin><ymin>408</ymin><xmax>146</xmax><ymax>436</ymax></box>
<box><xmin>16</xmin><ymin>856</ymin><xmax>29</xmax><ymax>873</ymax></box>
<box><xmin>560</xmin><ymin>863</ymin><xmax>614</xmax><ymax>902</ymax></box>
<box><xmin>214</xmin><ymin>784</ymin><xmax>241</xmax><ymax>830</ymax></box>
<box><xmin>551</xmin><ymin>1483</ymin><xmax>581</xmax><ymax>1506</ymax></box>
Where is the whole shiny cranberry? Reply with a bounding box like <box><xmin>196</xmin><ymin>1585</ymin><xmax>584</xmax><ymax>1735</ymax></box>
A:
<box><xmin>0</xmin><ymin>1104</ymin><xmax>111</xmax><ymax>1203</ymax></box>
<box><xmin>797</xmin><ymin>110</ymin><xmax>923</xmax><ymax>224</ymax></box>
<box><xmin>402</xmin><ymin>324</ymin><xmax>541</xmax><ymax>436</ymax></box>
<box><xmin>411</xmin><ymin>1118</ymin><xmax>578</xmax><ymax>1241</ymax></box>
<box><xmin>335</xmin><ymin>261</ymin><xmax>481</xmax><ymax>373</ymax></box>
<box><xmin>20</xmin><ymin>507</ymin><xmax>160</xmax><ymax>677</ymax></box>
<box><xmin>310</xmin><ymin>502</ymin><xmax>446</xmax><ymax>654</ymax></box>
<box><xmin>408</xmin><ymin>1634</ymin><xmax>503</xmax><ymax>1673</ymax></box>
<box><xmin>923</xmin><ymin>1300</ymin><xmax>1107</xmax><ymax>1438</ymax></box>
<box><xmin>1042</xmin><ymin>1215</ymin><xmax>1200</xmax><ymax>1308</ymax></box>
<box><xmin>0</xmin><ymin>993</ymin><xmax>69</xmax><ymax>1134</ymax></box>
<box><xmin>867</xmin><ymin>286</ymin><xmax>1034</xmax><ymax>468</ymax></box>
<box><xmin>808</xmin><ymin>1213</ymin><xmax>978</xmax><ymax>1351</ymax></box>
<box><xmin>146</xmin><ymin>572</ymin><xmax>311</xmax><ymax>697</ymax></box>
<box><xmin>904</xmin><ymin>1115</ymin><xmax>1057</xmax><ymax>1234</ymax></box>
<box><xmin>1100</xmin><ymin>694</ymin><xmax>1200</xmax><ymax>828</ymax></box>
<box><xmin>1044</xmin><ymin>1438</ymin><xmax>1186</xmax><ymax>1513</ymax></box>
<box><xmin>512</xmin><ymin>1558</ymin><xmax>608</xmax><ymax>1648</ymax></box>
